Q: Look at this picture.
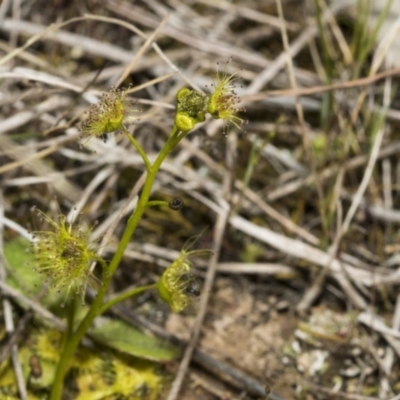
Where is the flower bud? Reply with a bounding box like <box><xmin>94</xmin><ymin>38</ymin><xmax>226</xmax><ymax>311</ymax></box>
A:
<box><xmin>174</xmin><ymin>112</ymin><xmax>197</xmax><ymax>133</ymax></box>
<box><xmin>169</xmin><ymin>197</ymin><xmax>184</xmax><ymax>211</ymax></box>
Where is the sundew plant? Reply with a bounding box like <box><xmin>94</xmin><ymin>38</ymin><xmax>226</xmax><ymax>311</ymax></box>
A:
<box><xmin>29</xmin><ymin>65</ymin><xmax>244</xmax><ymax>399</ymax></box>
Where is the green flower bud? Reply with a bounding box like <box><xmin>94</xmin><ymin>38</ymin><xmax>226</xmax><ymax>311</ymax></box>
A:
<box><xmin>174</xmin><ymin>112</ymin><xmax>197</xmax><ymax>133</ymax></box>
<box><xmin>169</xmin><ymin>197</ymin><xmax>184</xmax><ymax>211</ymax></box>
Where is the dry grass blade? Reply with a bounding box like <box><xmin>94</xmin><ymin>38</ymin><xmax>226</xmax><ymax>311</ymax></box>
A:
<box><xmin>244</xmin><ymin>66</ymin><xmax>400</xmax><ymax>101</ymax></box>
<box><xmin>229</xmin><ymin>215</ymin><xmax>381</xmax><ymax>288</ymax></box>
<box><xmin>166</xmin><ymin>134</ymin><xmax>236</xmax><ymax>400</ymax></box>
<box><xmin>0</xmin><ymin>190</ymin><xmax>27</xmax><ymax>398</ymax></box>
<box><xmin>115</xmin><ymin>14</ymin><xmax>169</xmax><ymax>88</ymax></box>
<box><xmin>0</xmin><ymin>280</ymin><xmax>65</xmax><ymax>331</ymax></box>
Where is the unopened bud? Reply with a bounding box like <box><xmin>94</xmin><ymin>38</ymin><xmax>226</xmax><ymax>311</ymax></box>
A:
<box><xmin>169</xmin><ymin>197</ymin><xmax>184</xmax><ymax>211</ymax></box>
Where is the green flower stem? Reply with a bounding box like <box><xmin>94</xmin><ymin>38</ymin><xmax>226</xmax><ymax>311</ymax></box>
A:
<box><xmin>99</xmin><ymin>283</ymin><xmax>156</xmax><ymax>314</ymax></box>
<box><xmin>65</xmin><ymin>297</ymin><xmax>76</xmax><ymax>342</ymax></box>
<box><xmin>171</xmin><ymin>131</ymin><xmax>186</xmax><ymax>147</ymax></box>
<box><xmin>98</xmin><ymin>258</ymin><xmax>108</xmax><ymax>272</ymax></box>
<box><xmin>123</xmin><ymin>127</ymin><xmax>151</xmax><ymax>172</ymax></box>
<box><xmin>49</xmin><ymin>125</ymin><xmax>183</xmax><ymax>400</ymax></box>
<box><xmin>146</xmin><ymin>200</ymin><xmax>169</xmax><ymax>208</ymax></box>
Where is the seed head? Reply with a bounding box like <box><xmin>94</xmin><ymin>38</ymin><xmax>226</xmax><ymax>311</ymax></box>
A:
<box><xmin>31</xmin><ymin>209</ymin><xmax>102</xmax><ymax>304</ymax></box>
<box><xmin>174</xmin><ymin>87</ymin><xmax>207</xmax><ymax>132</ymax></box>
<box><xmin>79</xmin><ymin>87</ymin><xmax>136</xmax><ymax>140</ymax></box>
<box><xmin>207</xmin><ymin>60</ymin><xmax>244</xmax><ymax>130</ymax></box>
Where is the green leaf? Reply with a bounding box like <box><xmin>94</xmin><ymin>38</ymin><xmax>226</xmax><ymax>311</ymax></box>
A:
<box><xmin>4</xmin><ymin>237</ymin><xmax>66</xmax><ymax>309</ymax></box>
<box><xmin>90</xmin><ymin>319</ymin><xmax>180</xmax><ymax>361</ymax></box>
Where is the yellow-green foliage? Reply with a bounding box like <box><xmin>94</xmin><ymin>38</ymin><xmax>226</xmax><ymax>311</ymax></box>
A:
<box><xmin>33</xmin><ymin>329</ymin><xmax>63</xmax><ymax>363</ymax></box>
<box><xmin>157</xmin><ymin>249</ymin><xmax>208</xmax><ymax>312</ymax></box>
<box><xmin>74</xmin><ymin>356</ymin><xmax>163</xmax><ymax>399</ymax></box>
<box><xmin>0</xmin><ymin>328</ymin><xmax>163</xmax><ymax>400</ymax></box>
<box><xmin>207</xmin><ymin>61</ymin><xmax>244</xmax><ymax>129</ymax></box>
<box><xmin>79</xmin><ymin>87</ymin><xmax>136</xmax><ymax>139</ymax></box>
<box><xmin>31</xmin><ymin>209</ymin><xmax>102</xmax><ymax>303</ymax></box>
